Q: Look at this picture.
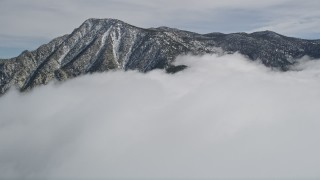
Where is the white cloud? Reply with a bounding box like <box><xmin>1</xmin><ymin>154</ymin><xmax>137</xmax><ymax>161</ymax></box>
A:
<box><xmin>251</xmin><ymin>1</ymin><xmax>320</xmax><ymax>38</ymax></box>
<box><xmin>0</xmin><ymin>0</ymin><xmax>319</xmax><ymax>44</ymax></box>
<box><xmin>1</xmin><ymin>54</ymin><xmax>320</xmax><ymax>179</ymax></box>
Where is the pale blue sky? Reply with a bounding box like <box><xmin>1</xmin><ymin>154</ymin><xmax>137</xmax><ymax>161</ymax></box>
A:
<box><xmin>1</xmin><ymin>0</ymin><xmax>320</xmax><ymax>58</ymax></box>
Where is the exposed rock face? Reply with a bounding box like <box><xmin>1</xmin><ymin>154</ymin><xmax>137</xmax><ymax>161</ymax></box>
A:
<box><xmin>1</xmin><ymin>18</ymin><xmax>320</xmax><ymax>94</ymax></box>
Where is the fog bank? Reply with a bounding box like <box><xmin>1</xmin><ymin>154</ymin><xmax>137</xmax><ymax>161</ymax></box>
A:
<box><xmin>1</xmin><ymin>53</ymin><xmax>320</xmax><ymax>179</ymax></box>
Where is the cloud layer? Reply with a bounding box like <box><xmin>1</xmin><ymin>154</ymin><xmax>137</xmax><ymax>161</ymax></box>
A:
<box><xmin>1</xmin><ymin>54</ymin><xmax>320</xmax><ymax>179</ymax></box>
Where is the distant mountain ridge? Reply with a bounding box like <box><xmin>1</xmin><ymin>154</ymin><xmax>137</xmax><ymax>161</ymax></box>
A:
<box><xmin>1</xmin><ymin>18</ymin><xmax>320</xmax><ymax>94</ymax></box>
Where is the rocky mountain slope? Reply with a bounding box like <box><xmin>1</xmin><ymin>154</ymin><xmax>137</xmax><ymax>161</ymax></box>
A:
<box><xmin>1</xmin><ymin>18</ymin><xmax>320</xmax><ymax>94</ymax></box>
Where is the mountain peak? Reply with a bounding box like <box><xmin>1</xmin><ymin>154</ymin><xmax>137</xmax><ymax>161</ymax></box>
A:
<box><xmin>1</xmin><ymin>19</ymin><xmax>320</xmax><ymax>95</ymax></box>
<box><xmin>83</xmin><ymin>18</ymin><xmax>124</xmax><ymax>24</ymax></box>
<box><xmin>250</xmin><ymin>30</ymin><xmax>282</xmax><ymax>38</ymax></box>
<box><xmin>79</xmin><ymin>18</ymin><xmax>129</xmax><ymax>32</ymax></box>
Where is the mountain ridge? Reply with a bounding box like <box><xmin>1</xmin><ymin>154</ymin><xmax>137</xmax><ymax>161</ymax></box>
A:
<box><xmin>1</xmin><ymin>18</ymin><xmax>320</xmax><ymax>94</ymax></box>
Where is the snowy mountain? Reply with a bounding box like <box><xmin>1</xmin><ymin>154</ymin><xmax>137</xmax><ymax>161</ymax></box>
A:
<box><xmin>1</xmin><ymin>18</ymin><xmax>320</xmax><ymax>94</ymax></box>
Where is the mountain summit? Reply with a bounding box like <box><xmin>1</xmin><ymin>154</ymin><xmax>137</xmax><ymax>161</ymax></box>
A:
<box><xmin>1</xmin><ymin>18</ymin><xmax>320</xmax><ymax>94</ymax></box>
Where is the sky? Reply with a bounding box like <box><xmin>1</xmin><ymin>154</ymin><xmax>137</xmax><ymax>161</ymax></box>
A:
<box><xmin>0</xmin><ymin>0</ymin><xmax>320</xmax><ymax>58</ymax></box>
<box><xmin>1</xmin><ymin>54</ymin><xmax>320</xmax><ymax>179</ymax></box>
